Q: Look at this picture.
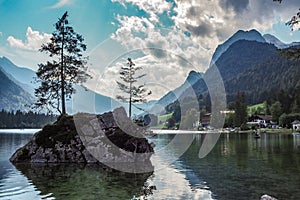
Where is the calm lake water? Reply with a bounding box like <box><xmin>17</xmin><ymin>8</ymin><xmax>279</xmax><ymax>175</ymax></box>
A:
<box><xmin>0</xmin><ymin>130</ymin><xmax>300</xmax><ymax>200</ymax></box>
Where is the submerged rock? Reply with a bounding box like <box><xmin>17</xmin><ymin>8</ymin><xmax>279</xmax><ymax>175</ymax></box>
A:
<box><xmin>10</xmin><ymin>107</ymin><xmax>154</xmax><ymax>172</ymax></box>
<box><xmin>261</xmin><ymin>194</ymin><xmax>278</xmax><ymax>200</ymax></box>
<box><xmin>14</xmin><ymin>163</ymin><xmax>153</xmax><ymax>199</ymax></box>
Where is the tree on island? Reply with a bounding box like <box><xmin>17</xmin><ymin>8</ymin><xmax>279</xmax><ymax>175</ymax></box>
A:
<box><xmin>34</xmin><ymin>11</ymin><xmax>90</xmax><ymax>115</ymax></box>
<box><xmin>116</xmin><ymin>58</ymin><xmax>151</xmax><ymax>118</ymax></box>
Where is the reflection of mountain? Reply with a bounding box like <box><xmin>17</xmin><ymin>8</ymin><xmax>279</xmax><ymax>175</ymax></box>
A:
<box><xmin>15</xmin><ymin>163</ymin><xmax>152</xmax><ymax>200</ymax></box>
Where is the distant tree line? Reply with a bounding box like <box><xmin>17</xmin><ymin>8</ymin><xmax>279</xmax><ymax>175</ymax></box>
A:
<box><xmin>0</xmin><ymin>109</ymin><xmax>57</xmax><ymax>128</ymax></box>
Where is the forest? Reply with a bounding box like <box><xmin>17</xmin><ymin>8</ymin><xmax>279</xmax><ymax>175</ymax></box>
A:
<box><xmin>0</xmin><ymin>109</ymin><xmax>57</xmax><ymax>128</ymax></box>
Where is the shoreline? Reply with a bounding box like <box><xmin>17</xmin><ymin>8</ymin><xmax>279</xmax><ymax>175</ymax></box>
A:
<box><xmin>0</xmin><ymin>129</ymin><xmax>41</xmax><ymax>134</ymax></box>
<box><xmin>150</xmin><ymin>128</ymin><xmax>296</xmax><ymax>135</ymax></box>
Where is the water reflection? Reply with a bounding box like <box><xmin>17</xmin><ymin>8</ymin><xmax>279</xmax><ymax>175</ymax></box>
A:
<box><xmin>180</xmin><ymin>133</ymin><xmax>300</xmax><ymax>200</ymax></box>
<box><xmin>1</xmin><ymin>132</ymin><xmax>300</xmax><ymax>200</ymax></box>
<box><xmin>14</xmin><ymin>163</ymin><xmax>152</xmax><ymax>200</ymax></box>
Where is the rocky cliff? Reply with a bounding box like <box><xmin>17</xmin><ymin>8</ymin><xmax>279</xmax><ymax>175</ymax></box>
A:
<box><xmin>10</xmin><ymin>107</ymin><xmax>154</xmax><ymax>173</ymax></box>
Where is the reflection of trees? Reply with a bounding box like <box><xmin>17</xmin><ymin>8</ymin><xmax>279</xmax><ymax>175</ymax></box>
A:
<box><xmin>178</xmin><ymin>133</ymin><xmax>300</xmax><ymax>199</ymax></box>
<box><xmin>14</xmin><ymin>163</ymin><xmax>153</xmax><ymax>200</ymax></box>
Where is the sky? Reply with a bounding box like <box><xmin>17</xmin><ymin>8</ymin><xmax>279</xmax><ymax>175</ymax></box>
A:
<box><xmin>0</xmin><ymin>0</ymin><xmax>300</xmax><ymax>100</ymax></box>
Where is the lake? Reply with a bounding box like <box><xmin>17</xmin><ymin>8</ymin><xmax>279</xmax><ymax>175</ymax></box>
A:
<box><xmin>0</xmin><ymin>130</ymin><xmax>300</xmax><ymax>200</ymax></box>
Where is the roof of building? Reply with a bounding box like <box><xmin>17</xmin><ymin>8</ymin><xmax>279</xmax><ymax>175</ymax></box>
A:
<box><xmin>291</xmin><ymin>120</ymin><xmax>300</xmax><ymax>125</ymax></box>
<box><xmin>249</xmin><ymin>115</ymin><xmax>272</xmax><ymax>121</ymax></box>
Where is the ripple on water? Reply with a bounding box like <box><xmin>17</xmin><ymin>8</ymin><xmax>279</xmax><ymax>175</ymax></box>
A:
<box><xmin>0</xmin><ymin>167</ymin><xmax>53</xmax><ymax>200</ymax></box>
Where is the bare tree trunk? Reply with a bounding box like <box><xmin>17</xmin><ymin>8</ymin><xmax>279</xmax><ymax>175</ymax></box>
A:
<box><xmin>61</xmin><ymin>25</ymin><xmax>66</xmax><ymax>115</ymax></box>
<box><xmin>129</xmin><ymin>60</ymin><xmax>132</xmax><ymax>118</ymax></box>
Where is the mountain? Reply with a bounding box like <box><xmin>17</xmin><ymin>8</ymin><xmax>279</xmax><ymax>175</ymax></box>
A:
<box><xmin>0</xmin><ymin>57</ymin><xmax>36</xmax><ymax>94</ymax></box>
<box><xmin>210</xmin><ymin>29</ymin><xmax>266</xmax><ymax>65</ymax></box>
<box><xmin>193</xmin><ymin>39</ymin><xmax>300</xmax><ymax>105</ymax></box>
<box><xmin>223</xmin><ymin>43</ymin><xmax>300</xmax><ymax>104</ymax></box>
<box><xmin>155</xmin><ymin>71</ymin><xmax>203</xmax><ymax>112</ymax></box>
<box><xmin>159</xmin><ymin>29</ymin><xmax>300</xmax><ymax>116</ymax></box>
<box><xmin>0</xmin><ymin>57</ymin><xmax>154</xmax><ymax>115</ymax></box>
<box><xmin>174</xmin><ymin>40</ymin><xmax>277</xmax><ymax>104</ymax></box>
<box><xmin>263</xmin><ymin>34</ymin><xmax>288</xmax><ymax>49</ymax></box>
<box><xmin>213</xmin><ymin>40</ymin><xmax>277</xmax><ymax>81</ymax></box>
<box><xmin>0</xmin><ymin>68</ymin><xmax>33</xmax><ymax>111</ymax></box>
<box><xmin>263</xmin><ymin>34</ymin><xmax>300</xmax><ymax>49</ymax></box>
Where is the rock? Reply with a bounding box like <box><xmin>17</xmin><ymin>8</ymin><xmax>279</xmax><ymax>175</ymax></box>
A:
<box><xmin>10</xmin><ymin>107</ymin><xmax>154</xmax><ymax>171</ymax></box>
<box><xmin>261</xmin><ymin>194</ymin><xmax>278</xmax><ymax>200</ymax></box>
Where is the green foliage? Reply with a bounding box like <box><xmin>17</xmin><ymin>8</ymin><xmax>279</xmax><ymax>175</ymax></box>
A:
<box><xmin>279</xmin><ymin>113</ymin><xmax>300</xmax><ymax>128</ymax></box>
<box><xmin>35</xmin><ymin>114</ymin><xmax>76</xmax><ymax>148</ymax></box>
<box><xmin>0</xmin><ymin>109</ymin><xmax>56</xmax><ymax>128</ymax></box>
<box><xmin>158</xmin><ymin>112</ymin><xmax>173</xmax><ymax>124</ymax></box>
<box><xmin>216</xmin><ymin>40</ymin><xmax>277</xmax><ymax>83</ymax></box>
<box><xmin>172</xmin><ymin>104</ymin><xmax>181</xmax><ymax>122</ymax></box>
<box><xmin>116</xmin><ymin>58</ymin><xmax>151</xmax><ymax>117</ymax></box>
<box><xmin>226</xmin><ymin>42</ymin><xmax>300</xmax><ymax>105</ymax></box>
<box><xmin>234</xmin><ymin>92</ymin><xmax>248</xmax><ymax>127</ymax></box>
<box><xmin>270</xmin><ymin>101</ymin><xmax>283</xmax><ymax>123</ymax></box>
<box><xmin>167</xmin><ymin>117</ymin><xmax>176</xmax><ymax>129</ymax></box>
<box><xmin>224</xmin><ymin>113</ymin><xmax>234</xmax><ymax>128</ymax></box>
<box><xmin>34</xmin><ymin>12</ymin><xmax>90</xmax><ymax>114</ymax></box>
<box><xmin>248</xmin><ymin>103</ymin><xmax>265</xmax><ymax>116</ymax></box>
<box><xmin>181</xmin><ymin>108</ymin><xmax>199</xmax><ymax>130</ymax></box>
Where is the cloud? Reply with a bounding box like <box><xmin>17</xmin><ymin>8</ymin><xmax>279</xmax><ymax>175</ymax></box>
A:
<box><xmin>7</xmin><ymin>27</ymin><xmax>51</xmax><ymax>51</ymax></box>
<box><xmin>88</xmin><ymin>53</ymin><xmax>195</xmax><ymax>100</ymax></box>
<box><xmin>50</xmin><ymin>0</ymin><xmax>74</xmax><ymax>9</ymax></box>
<box><xmin>95</xmin><ymin>0</ymin><xmax>300</xmax><ymax>100</ymax></box>
<box><xmin>186</xmin><ymin>23</ymin><xmax>213</xmax><ymax>37</ymax></box>
<box><xmin>220</xmin><ymin>0</ymin><xmax>249</xmax><ymax>13</ymax></box>
<box><xmin>111</xmin><ymin>0</ymin><xmax>172</xmax><ymax>22</ymax></box>
<box><xmin>0</xmin><ymin>32</ymin><xmax>2</xmax><ymax>37</ymax></box>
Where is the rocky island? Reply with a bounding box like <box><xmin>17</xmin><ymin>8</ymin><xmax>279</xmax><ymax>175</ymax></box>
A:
<box><xmin>10</xmin><ymin>107</ymin><xmax>154</xmax><ymax>173</ymax></box>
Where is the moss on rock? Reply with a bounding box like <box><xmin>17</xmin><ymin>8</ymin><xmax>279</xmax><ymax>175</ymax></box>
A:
<box><xmin>35</xmin><ymin>114</ymin><xmax>77</xmax><ymax>148</ymax></box>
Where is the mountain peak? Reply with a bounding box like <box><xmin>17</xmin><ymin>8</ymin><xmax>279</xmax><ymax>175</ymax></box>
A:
<box><xmin>236</xmin><ymin>29</ymin><xmax>261</xmax><ymax>35</ymax></box>
<box><xmin>263</xmin><ymin>33</ymin><xmax>300</xmax><ymax>49</ymax></box>
<box><xmin>227</xmin><ymin>29</ymin><xmax>265</xmax><ymax>44</ymax></box>
<box><xmin>210</xmin><ymin>29</ymin><xmax>266</xmax><ymax>65</ymax></box>
<box><xmin>187</xmin><ymin>70</ymin><xmax>203</xmax><ymax>84</ymax></box>
<box><xmin>0</xmin><ymin>56</ymin><xmax>13</xmax><ymax>65</ymax></box>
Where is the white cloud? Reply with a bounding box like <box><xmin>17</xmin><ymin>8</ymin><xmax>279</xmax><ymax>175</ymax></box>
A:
<box><xmin>111</xmin><ymin>14</ymin><xmax>210</xmax><ymax>69</ymax></box>
<box><xmin>0</xmin><ymin>32</ymin><xmax>2</xmax><ymax>37</ymax></box>
<box><xmin>112</xmin><ymin>0</ymin><xmax>172</xmax><ymax>22</ymax></box>
<box><xmin>88</xmin><ymin>53</ymin><xmax>195</xmax><ymax>100</ymax></box>
<box><xmin>7</xmin><ymin>27</ymin><xmax>51</xmax><ymax>51</ymax></box>
<box><xmin>110</xmin><ymin>0</ymin><xmax>300</xmax><ymax>67</ymax></box>
<box><xmin>89</xmin><ymin>0</ymin><xmax>300</xmax><ymax>100</ymax></box>
<box><xmin>50</xmin><ymin>0</ymin><xmax>74</xmax><ymax>9</ymax></box>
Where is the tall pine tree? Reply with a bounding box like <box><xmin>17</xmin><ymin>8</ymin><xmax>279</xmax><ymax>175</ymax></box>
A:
<box><xmin>116</xmin><ymin>58</ymin><xmax>151</xmax><ymax>118</ymax></box>
<box><xmin>34</xmin><ymin>12</ymin><xmax>90</xmax><ymax>114</ymax></box>
<box><xmin>234</xmin><ymin>92</ymin><xmax>248</xmax><ymax>127</ymax></box>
